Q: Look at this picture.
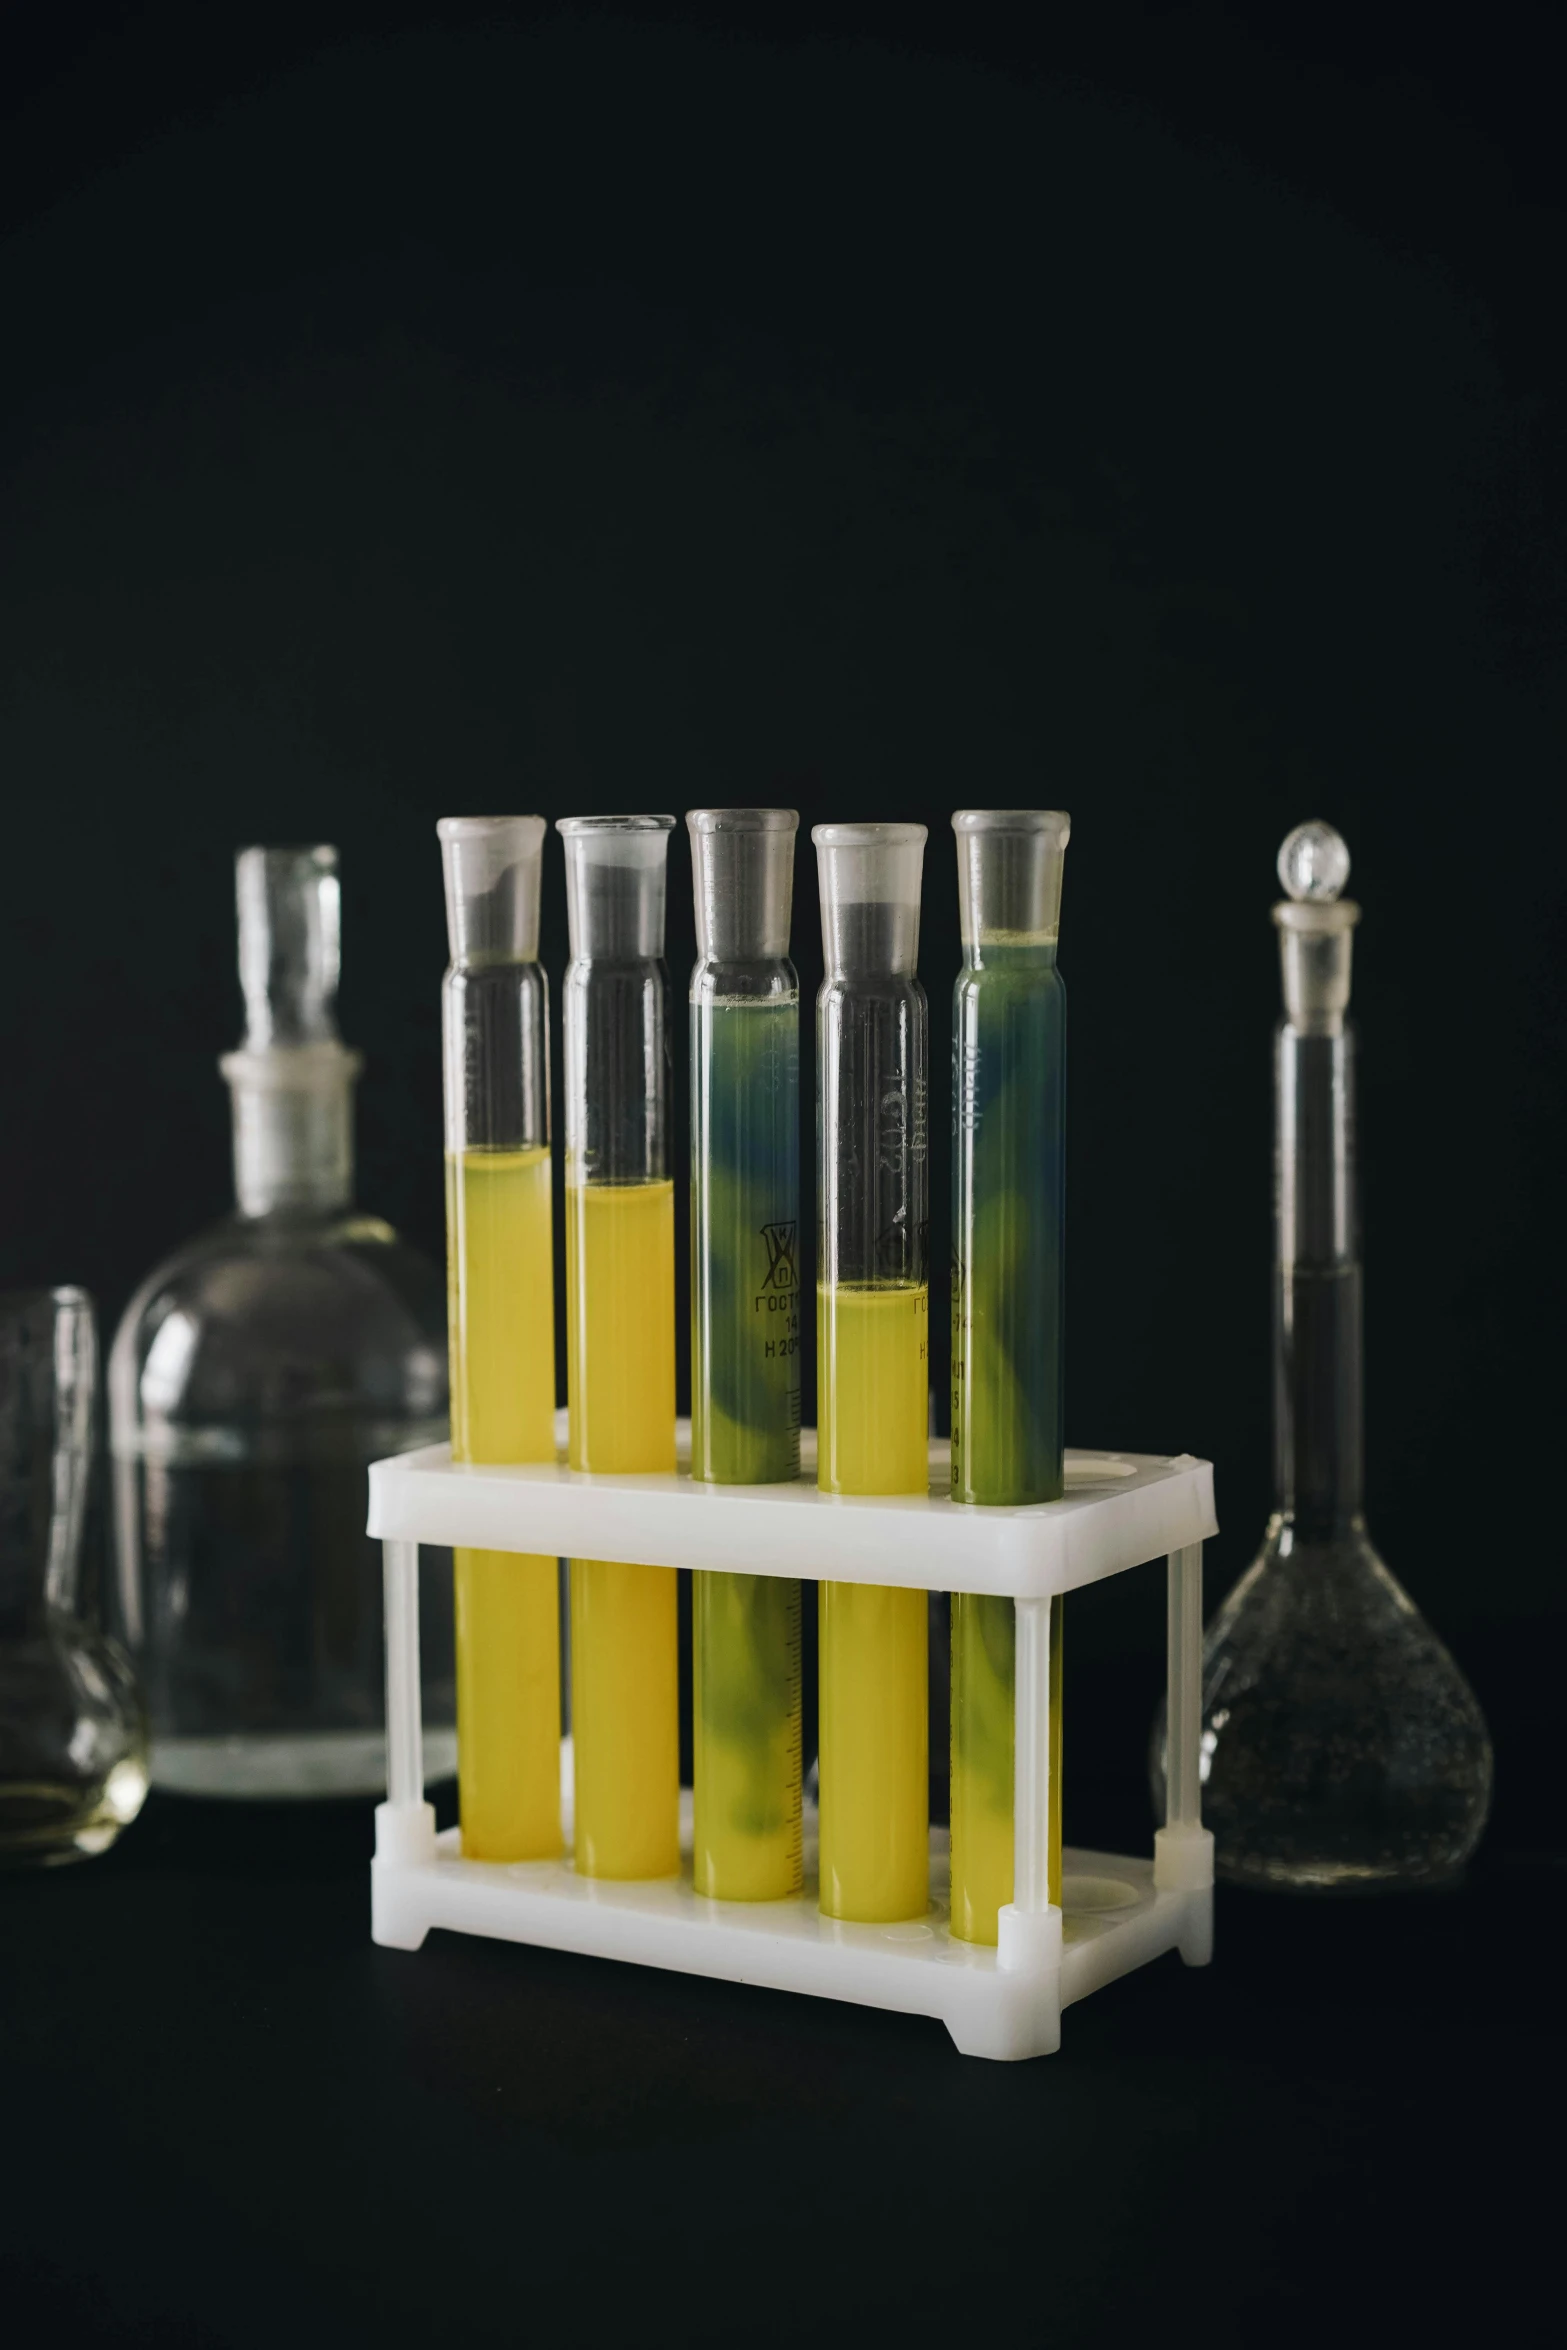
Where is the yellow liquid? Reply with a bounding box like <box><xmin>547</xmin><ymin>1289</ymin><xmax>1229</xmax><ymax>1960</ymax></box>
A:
<box><xmin>445</xmin><ymin>1148</ymin><xmax>560</xmax><ymax>1862</ymax></box>
<box><xmin>950</xmin><ymin>1591</ymin><xmax>1063</xmax><ymax>1944</ymax></box>
<box><xmin>566</xmin><ymin>1180</ymin><xmax>679</xmax><ymax>1880</ymax></box>
<box><xmin>816</xmin><ymin>1282</ymin><xmax>929</xmax><ymax>1497</ymax></box>
<box><xmin>816</xmin><ymin>1281</ymin><xmax>930</xmax><ymax>1922</ymax></box>
<box><xmin>447</xmin><ymin>1147</ymin><xmax>556</xmax><ymax>1464</ymax></box>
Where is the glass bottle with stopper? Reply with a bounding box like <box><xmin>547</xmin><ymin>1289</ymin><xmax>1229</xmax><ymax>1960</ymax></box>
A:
<box><xmin>110</xmin><ymin>845</ymin><xmax>453</xmax><ymax>1798</ymax></box>
<box><xmin>1154</xmin><ymin>820</ymin><xmax>1493</xmax><ymax>1888</ymax></box>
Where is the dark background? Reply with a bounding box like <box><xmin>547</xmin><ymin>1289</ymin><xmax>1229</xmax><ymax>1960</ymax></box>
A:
<box><xmin>3</xmin><ymin>5</ymin><xmax>1563</xmax><ymax>2341</ymax></box>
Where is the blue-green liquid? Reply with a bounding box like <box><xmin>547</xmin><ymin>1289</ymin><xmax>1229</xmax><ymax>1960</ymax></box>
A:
<box><xmin>950</xmin><ymin>943</ymin><xmax>1065</xmax><ymax>1508</ymax></box>
<box><xmin>950</xmin><ymin>942</ymin><xmax>1066</xmax><ymax>1938</ymax></box>
<box><xmin>690</xmin><ymin>993</ymin><xmax>803</xmax><ymax>1899</ymax></box>
<box><xmin>691</xmin><ymin>996</ymin><xmax>801</xmax><ymax>1484</ymax></box>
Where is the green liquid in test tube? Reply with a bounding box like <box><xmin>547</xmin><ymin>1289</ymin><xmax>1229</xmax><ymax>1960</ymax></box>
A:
<box><xmin>688</xmin><ymin>810</ymin><xmax>804</xmax><ymax>1901</ymax></box>
<box><xmin>949</xmin><ymin>810</ymin><xmax>1070</xmax><ymax>1946</ymax></box>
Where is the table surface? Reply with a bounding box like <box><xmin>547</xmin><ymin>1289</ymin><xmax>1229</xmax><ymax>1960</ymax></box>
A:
<box><xmin>3</xmin><ymin>1784</ymin><xmax>1557</xmax><ymax>2346</ymax></box>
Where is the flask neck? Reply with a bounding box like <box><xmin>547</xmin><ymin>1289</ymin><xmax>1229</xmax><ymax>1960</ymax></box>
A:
<box><xmin>1273</xmin><ymin>1020</ymin><xmax>1362</xmax><ymax>1538</ymax></box>
<box><xmin>221</xmin><ymin>1046</ymin><xmax>360</xmax><ymax>1218</ymax></box>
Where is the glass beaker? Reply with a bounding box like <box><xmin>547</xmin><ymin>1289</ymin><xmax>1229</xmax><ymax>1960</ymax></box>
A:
<box><xmin>559</xmin><ymin>814</ymin><xmax>680</xmax><ymax>1880</ymax></box>
<box><xmin>949</xmin><ymin>810</ymin><xmax>1069</xmax><ymax>1945</ymax></box>
<box><xmin>688</xmin><ymin>808</ymin><xmax>803</xmax><ymax>1901</ymax></box>
<box><xmin>440</xmin><ymin>816</ymin><xmax>561</xmax><ymax>1861</ymax></box>
<box><xmin>2</xmin><ymin>1288</ymin><xmax>148</xmax><ymax>1864</ymax></box>
<box><xmin>1153</xmin><ymin>821</ymin><xmax>1493</xmax><ymax>1888</ymax></box>
<box><xmin>813</xmin><ymin>820</ymin><xmax>930</xmax><ymax>1925</ymax></box>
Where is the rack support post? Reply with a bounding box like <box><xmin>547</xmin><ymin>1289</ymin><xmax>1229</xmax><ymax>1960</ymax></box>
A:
<box><xmin>979</xmin><ymin>1591</ymin><xmax>1063</xmax><ymax>2059</ymax></box>
<box><xmin>1154</xmin><ymin>1541</ymin><xmax>1215</xmax><ymax>1962</ymax></box>
<box><xmin>372</xmin><ymin>1538</ymin><xmax>436</xmax><ymax>1933</ymax></box>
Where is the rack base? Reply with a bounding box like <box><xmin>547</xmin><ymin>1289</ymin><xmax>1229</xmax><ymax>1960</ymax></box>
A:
<box><xmin>372</xmin><ymin>1773</ymin><xmax>1213</xmax><ymax>2061</ymax></box>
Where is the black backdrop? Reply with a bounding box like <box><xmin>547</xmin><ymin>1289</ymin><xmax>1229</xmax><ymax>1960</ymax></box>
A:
<box><xmin>4</xmin><ymin>8</ymin><xmax>1566</xmax><ymax>2342</ymax></box>
<box><xmin>5</xmin><ymin>4</ymin><xmax>1562</xmax><ymax>1840</ymax></box>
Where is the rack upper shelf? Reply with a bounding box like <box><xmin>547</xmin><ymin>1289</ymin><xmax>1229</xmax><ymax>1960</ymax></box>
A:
<box><xmin>368</xmin><ymin>1415</ymin><xmax>1216</xmax><ymax>1600</ymax></box>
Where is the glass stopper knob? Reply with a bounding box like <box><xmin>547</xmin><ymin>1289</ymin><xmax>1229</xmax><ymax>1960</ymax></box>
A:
<box><xmin>1277</xmin><ymin>819</ymin><xmax>1350</xmax><ymax>903</ymax></box>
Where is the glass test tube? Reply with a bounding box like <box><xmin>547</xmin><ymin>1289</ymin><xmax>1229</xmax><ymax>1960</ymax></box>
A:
<box><xmin>559</xmin><ymin>815</ymin><xmax>680</xmax><ymax>1880</ymax></box>
<box><xmin>949</xmin><ymin>811</ymin><xmax>1070</xmax><ymax>1942</ymax></box>
<box><xmin>813</xmin><ymin>822</ymin><xmax>930</xmax><ymax>1924</ymax></box>
<box><xmin>688</xmin><ymin>810</ymin><xmax>804</xmax><ymax>1901</ymax></box>
<box><xmin>439</xmin><ymin>816</ymin><xmax>561</xmax><ymax>1860</ymax></box>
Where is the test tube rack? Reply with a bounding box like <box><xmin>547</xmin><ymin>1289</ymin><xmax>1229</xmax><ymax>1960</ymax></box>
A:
<box><xmin>369</xmin><ymin>1417</ymin><xmax>1216</xmax><ymax>2061</ymax></box>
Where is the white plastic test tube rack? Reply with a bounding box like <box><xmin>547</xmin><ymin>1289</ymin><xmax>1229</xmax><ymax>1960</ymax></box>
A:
<box><xmin>370</xmin><ymin>1417</ymin><xmax>1216</xmax><ymax>2061</ymax></box>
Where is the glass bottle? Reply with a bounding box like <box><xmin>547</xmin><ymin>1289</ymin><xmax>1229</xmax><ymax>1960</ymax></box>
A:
<box><xmin>440</xmin><ymin>816</ymin><xmax>561</xmax><ymax>1861</ymax></box>
<box><xmin>1155</xmin><ymin>821</ymin><xmax>1493</xmax><ymax>1888</ymax></box>
<box><xmin>949</xmin><ymin>810</ymin><xmax>1069</xmax><ymax>1945</ymax></box>
<box><xmin>111</xmin><ymin>846</ymin><xmax>453</xmax><ymax>1799</ymax></box>
<box><xmin>2</xmin><ymin>1288</ymin><xmax>148</xmax><ymax>1863</ymax></box>
<box><xmin>813</xmin><ymin>820</ymin><xmax>930</xmax><ymax>1924</ymax></box>
<box><xmin>559</xmin><ymin>814</ymin><xmax>679</xmax><ymax>1880</ymax></box>
<box><xmin>688</xmin><ymin>808</ymin><xmax>803</xmax><ymax>1901</ymax></box>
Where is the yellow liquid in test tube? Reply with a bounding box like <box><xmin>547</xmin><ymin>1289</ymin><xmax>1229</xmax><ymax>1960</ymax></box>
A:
<box><xmin>817</xmin><ymin>1281</ymin><xmax>930</xmax><ymax>1923</ymax></box>
<box><xmin>566</xmin><ymin>1179</ymin><xmax>679</xmax><ymax>1880</ymax></box>
<box><xmin>446</xmin><ymin>1147</ymin><xmax>561</xmax><ymax>1862</ymax></box>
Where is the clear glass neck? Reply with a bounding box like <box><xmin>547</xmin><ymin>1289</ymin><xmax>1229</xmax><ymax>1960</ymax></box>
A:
<box><xmin>560</xmin><ymin>814</ymin><xmax>674</xmax><ymax>962</ymax></box>
<box><xmin>813</xmin><ymin>822</ymin><xmax>925</xmax><ymax>977</ymax></box>
<box><xmin>688</xmin><ymin>808</ymin><xmax>797</xmax><ymax>967</ymax></box>
<box><xmin>439</xmin><ymin>818</ymin><xmax>549</xmax><ymax>1154</ymax></box>
<box><xmin>438</xmin><ymin>814</ymin><xmax>545</xmax><ymax>967</ymax></box>
<box><xmin>560</xmin><ymin>817</ymin><xmax>673</xmax><ymax>1185</ymax></box>
<box><xmin>815</xmin><ymin>825</ymin><xmax>929</xmax><ymax>1290</ymax></box>
<box><xmin>952</xmin><ymin>809</ymin><xmax>1069</xmax><ymax>958</ymax></box>
<box><xmin>1270</xmin><ymin>835</ymin><xmax>1365</xmax><ymax>1538</ymax></box>
<box><xmin>223</xmin><ymin>845</ymin><xmax>358</xmax><ymax>1217</ymax></box>
<box><xmin>1273</xmin><ymin>1004</ymin><xmax>1363</xmax><ymax>1540</ymax></box>
<box><xmin>236</xmin><ymin>845</ymin><xmax>342</xmax><ymax>1046</ymax></box>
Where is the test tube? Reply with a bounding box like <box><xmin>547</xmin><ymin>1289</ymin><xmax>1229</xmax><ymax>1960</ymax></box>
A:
<box><xmin>949</xmin><ymin>810</ymin><xmax>1070</xmax><ymax>1942</ymax></box>
<box><xmin>688</xmin><ymin>809</ymin><xmax>803</xmax><ymax>1901</ymax></box>
<box><xmin>439</xmin><ymin>816</ymin><xmax>561</xmax><ymax>1860</ymax></box>
<box><xmin>559</xmin><ymin>814</ymin><xmax>680</xmax><ymax>1880</ymax></box>
<box><xmin>813</xmin><ymin>821</ymin><xmax>930</xmax><ymax>1924</ymax></box>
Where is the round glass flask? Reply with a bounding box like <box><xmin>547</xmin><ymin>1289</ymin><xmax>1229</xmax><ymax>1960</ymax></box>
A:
<box><xmin>1153</xmin><ymin>821</ymin><xmax>1493</xmax><ymax>1888</ymax></box>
